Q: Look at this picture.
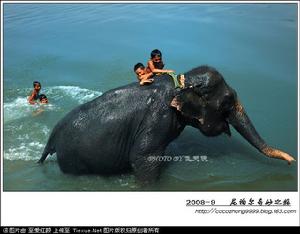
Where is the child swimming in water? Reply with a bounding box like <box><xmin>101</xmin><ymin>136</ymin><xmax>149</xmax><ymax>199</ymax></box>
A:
<box><xmin>28</xmin><ymin>81</ymin><xmax>41</xmax><ymax>105</ymax></box>
<box><xmin>32</xmin><ymin>94</ymin><xmax>49</xmax><ymax>116</ymax></box>
<box><xmin>39</xmin><ymin>94</ymin><xmax>48</xmax><ymax>104</ymax></box>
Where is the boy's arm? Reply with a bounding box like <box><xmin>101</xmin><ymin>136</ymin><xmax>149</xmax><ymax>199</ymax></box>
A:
<box><xmin>28</xmin><ymin>91</ymin><xmax>36</xmax><ymax>104</ymax></box>
<box><xmin>148</xmin><ymin>61</ymin><xmax>174</xmax><ymax>73</ymax></box>
<box><xmin>138</xmin><ymin>72</ymin><xmax>153</xmax><ymax>81</ymax></box>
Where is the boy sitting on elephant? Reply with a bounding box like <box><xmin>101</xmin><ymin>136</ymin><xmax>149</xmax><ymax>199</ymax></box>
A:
<box><xmin>147</xmin><ymin>49</ymin><xmax>174</xmax><ymax>75</ymax></box>
<box><xmin>134</xmin><ymin>49</ymin><xmax>185</xmax><ymax>88</ymax></box>
<box><xmin>133</xmin><ymin>62</ymin><xmax>185</xmax><ymax>88</ymax></box>
<box><xmin>134</xmin><ymin>49</ymin><xmax>175</xmax><ymax>86</ymax></box>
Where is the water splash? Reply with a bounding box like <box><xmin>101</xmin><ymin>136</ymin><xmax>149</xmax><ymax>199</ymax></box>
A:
<box><xmin>3</xmin><ymin>86</ymin><xmax>102</xmax><ymax>123</ymax></box>
<box><xmin>3</xmin><ymin>85</ymin><xmax>103</xmax><ymax>161</ymax></box>
<box><xmin>4</xmin><ymin>141</ymin><xmax>44</xmax><ymax>161</ymax></box>
<box><xmin>45</xmin><ymin>86</ymin><xmax>102</xmax><ymax>104</ymax></box>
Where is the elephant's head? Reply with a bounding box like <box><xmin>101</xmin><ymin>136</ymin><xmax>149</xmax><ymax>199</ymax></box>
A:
<box><xmin>170</xmin><ymin>66</ymin><xmax>295</xmax><ymax>164</ymax></box>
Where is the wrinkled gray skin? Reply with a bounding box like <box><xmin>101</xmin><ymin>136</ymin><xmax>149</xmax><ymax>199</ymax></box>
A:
<box><xmin>39</xmin><ymin>65</ymin><xmax>295</xmax><ymax>185</ymax></box>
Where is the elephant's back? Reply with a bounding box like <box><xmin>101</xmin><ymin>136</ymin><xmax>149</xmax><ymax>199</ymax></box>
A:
<box><xmin>49</xmin><ymin>76</ymin><xmax>174</xmax><ymax>145</ymax></box>
<box><xmin>90</xmin><ymin>76</ymin><xmax>174</xmax><ymax>111</ymax></box>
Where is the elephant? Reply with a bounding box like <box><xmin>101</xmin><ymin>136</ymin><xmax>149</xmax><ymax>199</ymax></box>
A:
<box><xmin>38</xmin><ymin>65</ymin><xmax>295</xmax><ymax>184</ymax></box>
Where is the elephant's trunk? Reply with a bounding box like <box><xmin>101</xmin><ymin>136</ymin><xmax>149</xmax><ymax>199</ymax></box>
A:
<box><xmin>228</xmin><ymin>100</ymin><xmax>295</xmax><ymax>164</ymax></box>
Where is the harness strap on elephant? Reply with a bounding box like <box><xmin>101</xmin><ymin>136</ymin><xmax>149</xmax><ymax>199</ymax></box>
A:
<box><xmin>168</xmin><ymin>72</ymin><xmax>185</xmax><ymax>89</ymax></box>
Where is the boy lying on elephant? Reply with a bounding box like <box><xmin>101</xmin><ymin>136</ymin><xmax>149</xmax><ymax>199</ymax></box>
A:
<box><xmin>134</xmin><ymin>63</ymin><xmax>154</xmax><ymax>85</ymax></box>
<box><xmin>147</xmin><ymin>49</ymin><xmax>174</xmax><ymax>75</ymax></box>
<box><xmin>134</xmin><ymin>49</ymin><xmax>175</xmax><ymax>86</ymax></box>
<box><xmin>134</xmin><ymin>62</ymin><xmax>185</xmax><ymax>88</ymax></box>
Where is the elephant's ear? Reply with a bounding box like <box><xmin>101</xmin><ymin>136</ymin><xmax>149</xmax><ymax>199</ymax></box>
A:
<box><xmin>170</xmin><ymin>89</ymin><xmax>205</xmax><ymax>118</ymax></box>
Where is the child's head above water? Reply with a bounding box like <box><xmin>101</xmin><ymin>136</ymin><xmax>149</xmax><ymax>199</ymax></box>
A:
<box><xmin>39</xmin><ymin>94</ymin><xmax>48</xmax><ymax>104</ymax></box>
<box><xmin>33</xmin><ymin>81</ymin><xmax>41</xmax><ymax>91</ymax></box>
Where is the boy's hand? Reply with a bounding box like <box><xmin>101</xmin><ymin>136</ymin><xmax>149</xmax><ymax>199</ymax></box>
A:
<box><xmin>140</xmin><ymin>79</ymin><xmax>154</xmax><ymax>85</ymax></box>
